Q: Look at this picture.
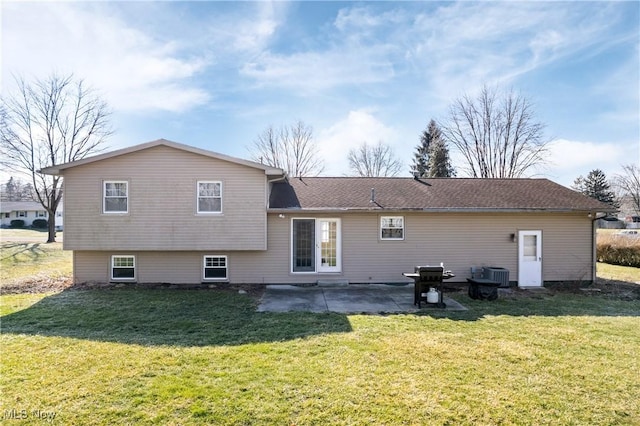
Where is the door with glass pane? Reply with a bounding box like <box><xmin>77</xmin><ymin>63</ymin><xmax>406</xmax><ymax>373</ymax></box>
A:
<box><xmin>292</xmin><ymin>218</ymin><xmax>341</xmax><ymax>273</ymax></box>
<box><xmin>317</xmin><ymin>219</ymin><xmax>340</xmax><ymax>273</ymax></box>
<box><xmin>518</xmin><ymin>230</ymin><xmax>542</xmax><ymax>287</ymax></box>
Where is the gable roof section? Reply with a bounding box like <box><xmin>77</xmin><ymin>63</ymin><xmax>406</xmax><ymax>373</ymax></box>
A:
<box><xmin>39</xmin><ymin>139</ymin><xmax>285</xmax><ymax>177</ymax></box>
<box><xmin>269</xmin><ymin>177</ymin><xmax>615</xmax><ymax>213</ymax></box>
<box><xmin>0</xmin><ymin>201</ymin><xmax>48</xmax><ymax>213</ymax></box>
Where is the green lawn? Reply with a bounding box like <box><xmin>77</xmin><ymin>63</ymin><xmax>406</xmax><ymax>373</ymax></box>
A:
<box><xmin>1</xmin><ymin>289</ymin><xmax>639</xmax><ymax>425</ymax></box>
<box><xmin>1</xmin><ymin>229</ymin><xmax>70</xmax><ymax>286</ymax></box>
<box><xmin>2</xmin><ymin>231</ymin><xmax>639</xmax><ymax>424</ymax></box>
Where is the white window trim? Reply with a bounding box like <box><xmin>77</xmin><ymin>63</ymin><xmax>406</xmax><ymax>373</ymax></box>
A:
<box><xmin>103</xmin><ymin>180</ymin><xmax>129</xmax><ymax>214</ymax></box>
<box><xmin>203</xmin><ymin>255</ymin><xmax>228</xmax><ymax>281</ymax></box>
<box><xmin>111</xmin><ymin>255</ymin><xmax>136</xmax><ymax>281</ymax></box>
<box><xmin>380</xmin><ymin>216</ymin><xmax>405</xmax><ymax>241</ymax></box>
<box><xmin>197</xmin><ymin>181</ymin><xmax>223</xmax><ymax>214</ymax></box>
<box><xmin>18</xmin><ymin>211</ymin><xmax>27</xmax><ymax>217</ymax></box>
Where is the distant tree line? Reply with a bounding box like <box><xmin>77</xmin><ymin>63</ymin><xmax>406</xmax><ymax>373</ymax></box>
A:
<box><xmin>1</xmin><ymin>177</ymin><xmax>35</xmax><ymax>202</ymax></box>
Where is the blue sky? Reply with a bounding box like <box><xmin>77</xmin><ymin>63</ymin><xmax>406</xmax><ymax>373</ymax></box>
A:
<box><xmin>2</xmin><ymin>1</ymin><xmax>639</xmax><ymax>187</ymax></box>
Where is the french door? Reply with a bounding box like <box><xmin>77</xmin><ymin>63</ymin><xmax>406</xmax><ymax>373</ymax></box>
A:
<box><xmin>292</xmin><ymin>218</ymin><xmax>341</xmax><ymax>273</ymax></box>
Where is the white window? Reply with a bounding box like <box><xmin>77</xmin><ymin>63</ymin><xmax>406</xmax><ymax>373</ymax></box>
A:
<box><xmin>203</xmin><ymin>256</ymin><xmax>228</xmax><ymax>280</ymax></box>
<box><xmin>104</xmin><ymin>181</ymin><xmax>128</xmax><ymax>213</ymax></box>
<box><xmin>381</xmin><ymin>216</ymin><xmax>404</xmax><ymax>240</ymax></box>
<box><xmin>197</xmin><ymin>181</ymin><xmax>222</xmax><ymax>214</ymax></box>
<box><xmin>18</xmin><ymin>211</ymin><xmax>27</xmax><ymax>217</ymax></box>
<box><xmin>36</xmin><ymin>211</ymin><xmax>47</xmax><ymax>218</ymax></box>
<box><xmin>111</xmin><ymin>255</ymin><xmax>135</xmax><ymax>281</ymax></box>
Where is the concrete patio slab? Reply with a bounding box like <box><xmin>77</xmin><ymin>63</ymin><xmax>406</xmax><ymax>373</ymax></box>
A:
<box><xmin>257</xmin><ymin>284</ymin><xmax>468</xmax><ymax>314</ymax></box>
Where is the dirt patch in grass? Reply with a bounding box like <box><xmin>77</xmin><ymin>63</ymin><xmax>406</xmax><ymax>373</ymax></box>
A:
<box><xmin>0</xmin><ymin>278</ymin><xmax>266</xmax><ymax>300</ymax></box>
<box><xmin>0</xmin><ymin>276</ymin><xmax>74</xmax><ymax>295</ymax></box>
<box><xmin>442</xmin><ymin>279</ymin><xmax>640</xmax><ymax>301</ymax></box>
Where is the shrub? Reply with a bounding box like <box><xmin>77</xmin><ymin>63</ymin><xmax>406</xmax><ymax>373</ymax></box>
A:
<box><xmin>597</xmin><ymin>234</ymin><xmax>640</xmax><ymax>267</ymax></box>
<box><xmin>31</xmin><ymin>219</ymin><xmax>48</xmax><ymax>229</ymax></box>
<box><xmin>10</xmin><ymin>220</ymin><xmax>25</xmax><ymax>228</ymax></box>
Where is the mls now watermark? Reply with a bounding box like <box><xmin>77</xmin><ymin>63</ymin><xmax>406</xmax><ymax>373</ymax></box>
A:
<box><xmin>3</xmin><ymin>408</ymin><xmax>57</xmax><ymax>422</ymax></box>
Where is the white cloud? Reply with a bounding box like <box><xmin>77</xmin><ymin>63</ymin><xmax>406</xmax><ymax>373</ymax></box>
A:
<box><xmin>241</xmin><ymin>50</ymin><xmax>394</xmax><ymax>93</ymax></box>
<box><xmin>317</xmin><ymin>110</ymin><xmax>398</xmax><ymax>176</ymax></box>
<box><xmin>2</xmin><ymin>2</ymin><xmax>210</xmax><ymax>113</ymax></box>
<box><xmin>202</xmin><ymin>1</ymin><xmax>282</xmax><ymax>54</ymax></box>
<box><xmin>404</xmin><ymin>2</ymin><xmax>626</xmax><ymax>99</ymax></box>
<box><xmin>543</xmin><ymin>138</ymin><xmax>628</xmax><ymax>187</ymax></box>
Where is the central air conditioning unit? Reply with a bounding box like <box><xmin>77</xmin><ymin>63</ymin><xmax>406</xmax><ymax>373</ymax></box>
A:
<box><xmin>482</xmin><ymin>267</ymin><xmax>510</xmax><ymax>288</ymax></box>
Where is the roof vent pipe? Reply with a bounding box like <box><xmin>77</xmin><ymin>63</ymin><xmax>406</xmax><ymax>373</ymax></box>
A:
<box><xmin>370</xmin><ymin>188</ymin><xmax>375</xmax><ymax>204</ymax></box>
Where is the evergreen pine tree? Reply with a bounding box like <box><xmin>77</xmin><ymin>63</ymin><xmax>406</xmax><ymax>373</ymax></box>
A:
<box><xmin>411</xmin><ymin>120</ymin><xmax>455</xmax><ymax>178</ymax></box>
<box><xmin>572</xmin><ymin>169</ymin><xmax>619</xmax><ymax>208</ymax></box>
<box><xmin>427</xmin><ymin>138</ymin><xmax>455</xmax><ymax>177</ymax></box>
<box><xmin>411</xmin><ymin>121</ymin><xmax>434</xmax><ymax>178</ymax></box>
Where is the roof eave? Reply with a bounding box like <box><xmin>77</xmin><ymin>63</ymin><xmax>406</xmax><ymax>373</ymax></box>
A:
<box><xmin>268</xmin><ymin>207</ymin><xmax>611</xmax><ymax>214</ymax></box>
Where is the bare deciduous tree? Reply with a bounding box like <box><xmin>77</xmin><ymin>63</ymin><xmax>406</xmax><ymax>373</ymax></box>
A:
<box><xmin>441</xmin><ymin>85</ymin><xmax>549</xmax><ymax>178</ymax></box>
<box><xmin>615</xmin><ymin>164</ymin><xmax>640</xmax><ymax>215</ymax></box>
<box><xmin>250</xmin><ymin>120</ymin><xmax>324</xmax><ymax>177</ymax></box>
<box><xmin>1</xmin><ymin>74</ymin><xmax>113</xmax><ymax>242</ymax></box>
<box><xmin>348</xmin><ymin>141</ymin><xmax>402</xmax><ymax>177</ymax></box>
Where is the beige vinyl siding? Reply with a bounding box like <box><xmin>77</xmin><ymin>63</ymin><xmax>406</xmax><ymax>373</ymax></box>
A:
<box><xmin>62</xmin><ymin>145</ymin><xmax>268</xmax><ymax>251</ymax></box>
<box><xmin>248</xmin><ymin>211</ymin><xmax>593</xmax><ymax>285</ymax></box>
<box><xmin>72</xmin><ymin>211</ymin><xmax>594</xmax><ymax>285</ymax></box>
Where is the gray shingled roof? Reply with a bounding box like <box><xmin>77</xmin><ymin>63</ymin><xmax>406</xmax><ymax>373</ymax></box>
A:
<box><xmin>0</xmin><ymin>201</ymin><xmax>48</xmax><ymax>213</ymax></box>
<box><xmin>269</xmin><ymin>177</ymin><xmax>614</xmax><ymax>212</ymax></box>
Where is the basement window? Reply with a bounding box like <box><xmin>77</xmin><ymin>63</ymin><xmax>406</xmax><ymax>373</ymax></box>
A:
<box><xmin>111</xmin><ymin>255</ymin><xmax>136</xmax><ymax>281</ymax></box>
<box><xmin>203</xmin><ymin>255</ymin><xmax>228</xmax><ymax>281</ymax></box>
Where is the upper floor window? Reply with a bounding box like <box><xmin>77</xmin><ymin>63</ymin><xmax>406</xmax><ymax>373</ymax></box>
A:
<box><xmin>197</xmin><ymin>181</ymin><xmax>222</xmax><ymax>214</ymax></box>
<box><xmin>381</xmin><ymin>216</ymin><xmax>404</xmax><ymax>240</ymax></box>
<box><xmin>104</xmin><ymin>181</ymin><xmax>128</xmax><ymax>214</ymax></box>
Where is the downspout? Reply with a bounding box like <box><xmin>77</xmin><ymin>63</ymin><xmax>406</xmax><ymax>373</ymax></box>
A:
<box><xmin>590</xmin><ymin>212</ymin><xmax>607</xmax><ymax>284</ymax></box>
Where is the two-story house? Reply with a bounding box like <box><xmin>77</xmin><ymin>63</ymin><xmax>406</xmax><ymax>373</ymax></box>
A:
<box><xmin>41</xmin><ymin>139</ymin><xmax>613</xmax><ymax>287</ymax></box>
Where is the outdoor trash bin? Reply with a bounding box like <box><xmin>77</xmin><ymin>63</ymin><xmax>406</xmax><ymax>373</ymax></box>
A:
<box><xmin>467</xmin><ymin>278</ymin><xmax>500</xmax><ymax>301</ymax></box>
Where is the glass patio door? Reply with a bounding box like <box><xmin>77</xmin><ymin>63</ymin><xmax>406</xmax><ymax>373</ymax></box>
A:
<box><xmin>292</xmin><ymin>218</ymin><xmax>341</xmax><ymax>273</ymax></box>
<box><xmin>317</xmin><ymin>219</ymin><xmax>340</xmax><ymax>273</ymax></box>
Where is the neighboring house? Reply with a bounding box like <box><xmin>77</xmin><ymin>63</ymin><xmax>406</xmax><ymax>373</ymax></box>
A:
<box><xmin>41</xmin><ymin>139</ymin><xmax>613</xmax><ymax>288</ymax></box>
<box><xmin>0</xmin><ymin>201</ymin><xmax>63</xmax><ymax>230</ymax></box>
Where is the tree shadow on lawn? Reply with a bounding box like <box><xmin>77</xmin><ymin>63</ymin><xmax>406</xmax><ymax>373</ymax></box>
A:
<box><xmin>3</xmin><ymin>286</ymin><xmax>639</xmax><ymax>347</ymax></box>
<box><xmin>0</xmin><ymin>288</ymin><xmax>353</xmax><ymax>347</ymax></box>
<box><xmin>1</xmin><ymin>242</ymin><xmax>46</xmax><ymax>262</ymax></box>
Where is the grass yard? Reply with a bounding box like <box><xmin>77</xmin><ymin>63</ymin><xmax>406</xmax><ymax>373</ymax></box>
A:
<box><xmin>597</xmin><ymin>262</ymin><xmax>640</xmax><ymax>283</ymax></box>
<box><xmin>1</xmin><ymin>229</ymin><xmax>639</xmax><ymax>424</ymax></box>
<box><xmin>0</xmin><ymin>241</ymin><xmax>71</xmax><ymax>289</ymax></box>
<box><xmin>1</xmin><ymin>289</ymin><xmax>639</xmax><ymax>425</ymax></box>
<box><xmin>1</xmin><ymin>229</ymin><xmax>71</xmax><ymax>293</ymax></box>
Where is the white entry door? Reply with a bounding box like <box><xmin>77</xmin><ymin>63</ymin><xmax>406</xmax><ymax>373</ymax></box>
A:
<box><xmin>518</xmin><ymin>230</ymin><xmax>542</xmax><ymax>287</ymax></box>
